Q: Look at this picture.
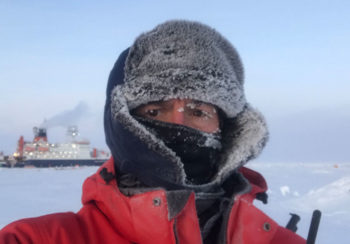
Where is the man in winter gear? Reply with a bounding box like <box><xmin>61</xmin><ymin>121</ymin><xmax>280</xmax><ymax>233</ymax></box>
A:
<box><xmin>0</xmin><ymin>20</ymin><xmax>306</xmax><ymax>243</ymax></box>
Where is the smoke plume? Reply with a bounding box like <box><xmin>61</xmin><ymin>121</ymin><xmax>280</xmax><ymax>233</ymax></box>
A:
<box><xmin>41</xmin><ymin>101</ymin><xmax>90</xmax><ymax>129</ymax></box>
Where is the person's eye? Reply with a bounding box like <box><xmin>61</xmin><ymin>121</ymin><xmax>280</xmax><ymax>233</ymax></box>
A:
<box><xmin>192</xmin><ymin>109</ymin><xmax>204</xmax><ymax>117</ymax></box>
<box><xmin>192</xmin><ymin>108</ymin><xmax>215</xmax><ymax>119</ymax></box>
<box><xmin>145</xmin><ymin>109</ymin><xmax>159</xmax><ymax>117</ymax></box>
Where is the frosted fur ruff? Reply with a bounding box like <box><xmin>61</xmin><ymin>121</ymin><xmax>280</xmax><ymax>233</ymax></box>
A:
<box><xmin>110</xmin><ymin>20</ymin><xmax>269</xmax><ymax>186</ymax></box>
<box><xmin>123</xmin><ymin>20</ymin><xmax>245</xmax><ymax>118</ymax></box>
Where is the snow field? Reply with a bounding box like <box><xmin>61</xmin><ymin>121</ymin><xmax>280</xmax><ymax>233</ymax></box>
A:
<box><xmin>0</xmin><ymin>166</ymin><xmax>97</xmax><ymax>228</ymax></box>
<box><xmin>248</xmin><ymin>162</ymin><xmax>350</xmax><ymax>244</ymax></box>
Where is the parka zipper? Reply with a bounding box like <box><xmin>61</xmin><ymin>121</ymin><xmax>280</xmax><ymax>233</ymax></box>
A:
<box><xmin>173</xmin><ymin>218</ymin><xmax>180</xmax><ymax>244</ymax></box>
<box><xmin>217</xmin><ymin>198</ymin><xmax>235</xmax><ymax>244</ymax></box>
<box><xmin>218</xmin><ymin>174</ymin><xmax>252</xmax><ymax>243</ymax></box>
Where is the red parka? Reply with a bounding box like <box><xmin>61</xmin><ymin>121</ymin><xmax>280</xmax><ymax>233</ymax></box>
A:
<box><xmin>0</xmin><ymin>158</ymin><xmax>305</xmax><ymax>244</ymax></box>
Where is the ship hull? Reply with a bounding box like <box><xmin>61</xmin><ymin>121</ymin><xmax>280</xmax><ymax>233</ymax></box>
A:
<box><xmin>16</xmin><ymin>159</ymin><xmax>107</xmax><ymax>168</ymax></box>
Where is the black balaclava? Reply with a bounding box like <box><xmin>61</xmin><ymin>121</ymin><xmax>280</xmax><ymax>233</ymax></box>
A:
<box><xmin>132</xmin><ymin>116</ymin><xmax>222</xmax><ymax>184</ymax></box>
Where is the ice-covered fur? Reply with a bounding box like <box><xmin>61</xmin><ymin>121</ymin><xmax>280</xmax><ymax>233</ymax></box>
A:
<box><xmin>216</xmin><ymin>105</ymin><xmax>268</xmax><ymax>180</ymax></box>
<box><xmin>110</xmin><ymin>20</ymin><xmax>269</xmax><ymax>186</ymax></box>
<box><xmin>123</xmin><ymin>20</ymin><xmax>245</xmax><ymax>118</ymax></box>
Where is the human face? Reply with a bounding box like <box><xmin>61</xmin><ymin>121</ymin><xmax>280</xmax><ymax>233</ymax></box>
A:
<box><xmin>132</xmin><ymin>99</ymin><xmax>220</xmax><ymax>133</ymax></box>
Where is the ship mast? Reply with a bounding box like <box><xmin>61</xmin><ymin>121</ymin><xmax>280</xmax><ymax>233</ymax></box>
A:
<box><xmin>66</xmin><ymin>126</ymin><xmax>79</xmax><ymax>141</ymax></box>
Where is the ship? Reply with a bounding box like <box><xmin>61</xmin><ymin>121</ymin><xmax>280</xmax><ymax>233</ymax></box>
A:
<box><xmin>12</xmin><ymin>126</ymin><xmax>110</xmax><ymax>167</ymax></box>
<box><xmin>0</xmin><ymin>151</ymin><xmax>7</xmax><ymax>167</ymax></box>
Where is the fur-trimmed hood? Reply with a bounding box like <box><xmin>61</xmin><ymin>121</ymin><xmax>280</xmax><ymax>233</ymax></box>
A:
<box><xmin>104</xmin><ymin>20</ymin><xmax>268</xmax><ymax>190</ymax></box>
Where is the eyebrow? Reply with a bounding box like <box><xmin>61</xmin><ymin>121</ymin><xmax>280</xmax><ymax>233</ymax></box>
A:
<box><xmin>143</xmin><ymin>100</ymin><xmax>173</xmax><ymax>109</ymax></box>
<box><xmin>144</xmin><ymin>100</ymin><xmax>210</xmax><ymax>108</ymax></box>
<box><xmin>191</xmin><ymin>100</ymin><xmax>203</xmax><ymax>106</ymax></box>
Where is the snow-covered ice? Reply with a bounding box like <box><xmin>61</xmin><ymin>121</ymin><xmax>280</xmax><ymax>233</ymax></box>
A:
<box><xmin>248</xmin><ymin>162</ymin><xmax>350</xmax><ymax>244</ymax></box>
<box><xmin>280</xmin><ymin>185</ymin><xmax>290</xmax><ymax>196</ymax></box>
<box><xmin>1</xmin><ymin>162</ymin><xmax>349</xmax><ymax>243</ymax></box>
<box><xmin>0</xmin><ymin>166</ymin><xmax>97</xmax><ymax>227</ymax></box>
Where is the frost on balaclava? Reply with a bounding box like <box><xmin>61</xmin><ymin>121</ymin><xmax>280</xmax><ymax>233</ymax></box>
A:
<box><xmin>131</xmin><ymin>115</ymin><xmax>223</xmax><ymax>185</ymax></box>
<box><xmin>105</xmin><ymin>20</ymin><xmax>269</xmax><ymax>190</ymax></box>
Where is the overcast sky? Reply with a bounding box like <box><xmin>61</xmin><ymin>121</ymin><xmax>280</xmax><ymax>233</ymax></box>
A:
<box><xmin>1</xmin><ymin>0</ymin><xmax>349</xmax><ymax>162</ymax></box>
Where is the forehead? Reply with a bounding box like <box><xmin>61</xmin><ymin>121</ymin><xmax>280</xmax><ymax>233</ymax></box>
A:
<box><xmin>143</xmin><ymin>99</ymin><xmax>216</xmax><ymax>108</ymax></box>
